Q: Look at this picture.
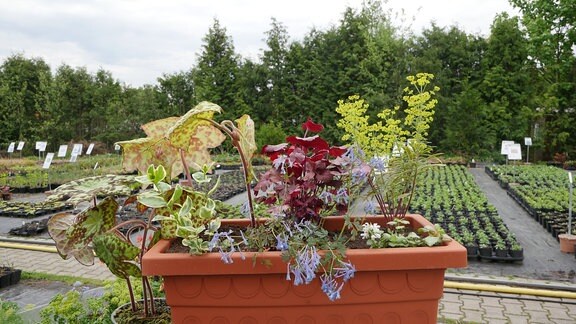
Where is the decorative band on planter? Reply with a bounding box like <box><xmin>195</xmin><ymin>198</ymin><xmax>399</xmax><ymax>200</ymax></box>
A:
<box><xmin>143</xmin><ymin>214</ymin><xmax>467</xmax><ymax>323</ymax></box>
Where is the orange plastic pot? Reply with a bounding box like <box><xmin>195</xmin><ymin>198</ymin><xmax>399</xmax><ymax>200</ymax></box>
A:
<box><xmin>559</xmin><ymin>234</ymin><xmax>576</xmax><ymax>253</ymax></box>
<box><xmin>142</xmin><ymin>214</ymin><xmax>467</xmax><ymax>323</ymax></box>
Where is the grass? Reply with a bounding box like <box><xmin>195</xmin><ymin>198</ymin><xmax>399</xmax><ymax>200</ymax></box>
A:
<box><xmin>22</xmin><ymin>271</ymin><xmax>109</xmax><ymax>287</ymax></box>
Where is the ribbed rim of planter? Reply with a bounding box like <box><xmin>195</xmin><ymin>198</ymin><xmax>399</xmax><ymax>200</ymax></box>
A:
<box><xmin>142</xmin><ymin>214</ymin><xmax>468</xmax><ymax>276</ymax></box>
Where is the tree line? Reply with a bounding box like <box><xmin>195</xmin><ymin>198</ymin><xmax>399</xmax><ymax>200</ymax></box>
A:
<box><xmin>0</xmin><ymin>0</ymin><xmax>574</xmax><ymax>161</ymax></box>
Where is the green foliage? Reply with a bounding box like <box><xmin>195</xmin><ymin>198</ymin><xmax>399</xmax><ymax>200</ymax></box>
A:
<box><xmin>361</xmin><ymin>218</ymin><xmax>451</xmax><ymax>248</ymax></box>
<box><xmin>255</xmin><ymin>122</ymin><xmax>287</xmax><ymax>151</ymax></box>
<box><xmin>0</xmin><ymin>299</ymin><xmax>24</xmax><ymax>324</ymax></box>
<box><xmin>336</xmin><ymin>73</ymin><xmax>439</xmax><ymax>219</ymax></box>
<box><xmin>39</xmin><ymin>289</ymin><xmax>108</xmax><ymax>324</ymax></box>
<box><xmin>39</xmin><ymin>278</ymin><xmax>165</xmax><ymax>324</ymax></box>
<box><xmin>2</xmin><ymin>0</ymin><xmax>575</xmax><ymax>159</ymax></box>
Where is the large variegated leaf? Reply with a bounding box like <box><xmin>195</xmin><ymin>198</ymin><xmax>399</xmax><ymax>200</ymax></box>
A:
<box><xmin>93</xmin><ymin>233</ymin><xmax>142</xmax><ymax>279</ymax></box>
<box><xmin>47</xmin><ymin>197</ymin><xmax>119</xmax><ymax>266</ymax></box>
<box><xmin>166</xmin><ymin>101</ymin><xmax>224</xmax><ymax>151</ymax></box>
<box><xmin>47</xmin><ymin>212</ymin><xmax>95</xmax><ymax>265</ymax></box>
<box><xmin>235</xmin><ymin>114</ymin><xmax>257</xmax><ymax>182</ymax></box>
<box><xmin>46</xmin><ymin>175</ymin><xmax>137</xmax><ymax>205</ymax></box>
<box><xmin>116</xmin><ymin>137</ymin><xmax>182</xmax><ymax>178</ymax></box>
<box><xmin>141</xmin><ymin>116</ymin><xmax>179</xmax><ymax>137</ymax></box>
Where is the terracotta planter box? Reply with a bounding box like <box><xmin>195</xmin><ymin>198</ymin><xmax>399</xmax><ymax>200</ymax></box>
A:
<box><xmin>143</xmin><ymin>214</ymin><xmax>467</xmax><ymax>323</ymax></box>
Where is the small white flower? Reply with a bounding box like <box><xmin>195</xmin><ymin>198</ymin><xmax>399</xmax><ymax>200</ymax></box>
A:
<box><xmin>361</xmin><ymin>222</ymin><xmax>382</xmax><ymax>240</ymax></box>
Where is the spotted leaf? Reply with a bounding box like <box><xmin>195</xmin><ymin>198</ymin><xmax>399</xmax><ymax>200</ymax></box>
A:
<box><xmin>47</xmin><ymin>197</ymin><xmax>118</xmax><ymax>266</ymax></box>
<box><xmin>46</xmin><ymin>174</ymin><xmax>138</xmax><ymax>206</ymax></box>
<box><xmin>141</xmin><ymin>117</ymin><xmax>179</xmax><ymax>137</ymax></box>
<box><xmin>93</xmin><ymin>233</ymin><xmax>142</xmax><ymax>279</ymax></box>
<box><xmin>166</xmin><ymin>101</ymin><xmax>225</xmax><ymax>152</ymax></box>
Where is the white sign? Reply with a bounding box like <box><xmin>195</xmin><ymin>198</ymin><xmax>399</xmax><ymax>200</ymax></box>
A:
<box><xmin>508</xmin><ymin>143</ymin><xmax>522</xmax><ymax>160</ymax></box>
<box><xmin>42</xmin><ymin>153</ymin><xmax>54</xmax><ymax>169</ymax></box>
<box><xmin>57</xmin><ymin>145</ymin><xmax>68</xmax><ymax>157</ymax></box>
<box><xmin>500</xmin><ymin>140</ymin><xmax>515</xmax><ymax>155</ymax></box>
<box><xmin>70</xmin><ymin>154</ymin><xmax>78</xmax><ymax>163</ymax></box>
<box><xmin>16</xmin><ymin>141</ymin><xmax>25</xmax><ymax>151</ymax></box>
<box><xmin>7</xmin><ymin>142</ymin><xmax>15</xmax><ymax>153</ymax></box>
<box><xmin>114</xmin><ymin>144</ymin><xmax>121</xmax><ymax>151</ymax></box>
<box><xmin>35</xmin><ymin>141</ymin><xmax>48</xmax><ymax>152</ymax></box>
<box><xmin>524</xmin><ymin>137</ymin><xmax>532</xmax><ymax>146</ymax></box>
<box><xmin>86</xmin><ymin>143</ymin><xmax>95</xmax><ymax>155</ymax></box>
<box><xmin>71</xmin><ymin>144</ymin><xmax>83</xmax><ymax>156</ymax></box>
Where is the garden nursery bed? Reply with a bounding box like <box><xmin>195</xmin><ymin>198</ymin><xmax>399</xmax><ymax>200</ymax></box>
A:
<box><xmin>410</xmin><ymin>165</ymin><xmax>524</xmax><ymax>262</ymax></box>
<box><xmin>485</xmin><ymin>164</ymin><xmax>574</xmax><ymax>241</ymax></box>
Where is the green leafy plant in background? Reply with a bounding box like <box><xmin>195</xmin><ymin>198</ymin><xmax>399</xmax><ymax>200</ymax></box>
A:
<box><xmin>0</xmin><ymin>299</ymin><xmax>24</xmax><ymax>324</ymax></box>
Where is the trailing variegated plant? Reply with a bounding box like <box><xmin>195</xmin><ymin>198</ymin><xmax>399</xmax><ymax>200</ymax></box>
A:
<box><xmin>47</xmin><ymin>101</ymin><xmax>258</xmax><ymax>320</ymax></box>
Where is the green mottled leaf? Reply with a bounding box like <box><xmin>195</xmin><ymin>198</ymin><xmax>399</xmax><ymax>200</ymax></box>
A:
<box><xmin>93</xmin><ymin>233</ymin><xmax>141</xmax><ymax>279</ymax></box>
<box><xmin>47</xmin><ymin>197</ymin><xmax>118</xmax><ymax>266</ymax></box>
<box><xmin>116</xmin><ymin>137</ymin><xmax>182</xmax><ymax>179</ymax></box>
<box><xmin>47</xmin><ymin>212</ymin><xmax>95</xmax><ymax>266</ymax></box>
<box><xmin>159</xmin><ymin>218</ymin><xmax>177</xmax><ymax>238</ymax></box>
<box><xmin>46</xmin><ymin>175</ymin><xmax>137</xmax><ymax>205</ymax></box>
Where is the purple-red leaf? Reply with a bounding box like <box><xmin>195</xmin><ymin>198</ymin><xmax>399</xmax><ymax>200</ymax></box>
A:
<box><xmin>302</xmin><ymin>117</ymin><xmax>324</xmax><ymax>133</ymax></box>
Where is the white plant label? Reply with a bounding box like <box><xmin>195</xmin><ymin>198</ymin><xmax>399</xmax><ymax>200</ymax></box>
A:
<box><xmin>114</xmin><ymin>144</ymin><xmax>121</xmax><ymax>151</ymax></box>
<box><xmin>7</xmin><ymin>142</ymin><xmax>15</xmax><ymax>153</ymax></box>
<box><xmin>36</xmin><ymin>141</ymin><xmax>48</xmax><ymax>152</ymax></box>
<box><xmin>43</xmin><ymin>153</ymin><xmax>55</xmax><ymax>169</ymax></box>
<box><xmin>500</xmin><ymin>140</ymin><xmax>515</xmax><ymax>155</ymax></box>
<box><xmin>508</xmin><ymin>143</ymin><xmax>522</xmax><ymax>160</ymax></box>
<box><xmin>524</xmin><ymin>137</ymin><xmax>532</xmax><ymax>146</ymax></box>
<box><xmin>57</xmin><ymin>145</ymin><xmax>68</xmax><ymax>157</ymax></box>
<box><xmin>86</xmin><ymin>143</ymin><xmax>95</xmax><ymax>155</ymax></box>
<box><xmin>72</xmin><ymin>144</ymin><xmax>83</xmax><ymax>156</ymax></box>
<box><xmin>16</xmin><ymin>141</ymin><xmax>25</xmax><ymax>151</ymax></box>
<box><xmin>70</xmin><ymin>154</ymin><xmax>78</xmax><ymax>163</ymax></box>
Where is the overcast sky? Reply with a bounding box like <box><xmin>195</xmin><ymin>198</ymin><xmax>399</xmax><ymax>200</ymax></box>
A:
<box><xmin>0</xmin><ymin>0</ymin><xmax>519</xmax><ymax>87</ymax></box>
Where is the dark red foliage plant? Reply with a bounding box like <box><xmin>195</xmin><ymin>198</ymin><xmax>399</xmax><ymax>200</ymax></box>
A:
<box><xmin>254</xmin><ymin>118</ymin><xmax>368</xmax><ymax>222</ymax></box>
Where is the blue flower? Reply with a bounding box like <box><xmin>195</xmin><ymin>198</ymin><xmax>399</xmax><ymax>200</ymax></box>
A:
<box><xmin>369</xmin><ymin>156</ymin><xmax>387</xmax><ymax>172</ymax></box>
<box><xmin>289</xmin><ymin>245</ymin><xmax>321</xmax><ymax>286</ymax></box>
<box><xmin>363</xmin><ymin>200</ymin><xmax>377</xmax><ymax>214</ymax></box>
<box><xmin>334</xmin><ymin>260</ymin><xmax>355</xmax><ymax>282</ymax></box>
<box><xmin>320</xmin><ymin>273</ymin><xmax>344</xmax><ymax>301</ymax></box>
<box><xmin>275</xmin><ymin>234</ymin><xmax>289</xmax><ymax>251</ymax></box>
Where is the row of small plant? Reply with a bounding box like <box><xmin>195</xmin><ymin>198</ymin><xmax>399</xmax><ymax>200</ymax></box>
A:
<box><xmin>0</xmin><ymin>200</ymin><xmax>72</xmax><ymax>218</ymax></box>
<box><xmin>485</xmin><ymin>164</ymin><xmax>574</xmax><ymax>239</ymax></box>
<box><xmin>0</xmin><ymin>155</ymin><xmax>125</xmax><ymax>192</ymax></box>
<box><xmin>410</xmin><ymin>165</ymin><xmax>523</xmax><ymax>260</ymax></box>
